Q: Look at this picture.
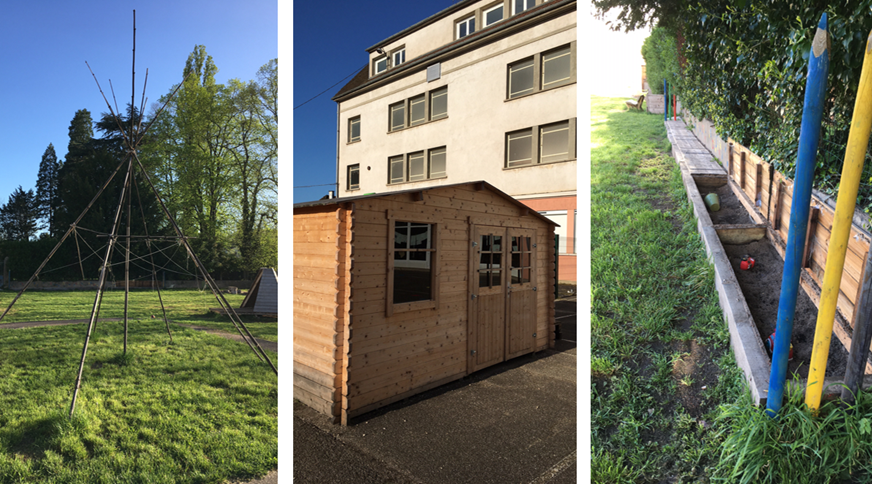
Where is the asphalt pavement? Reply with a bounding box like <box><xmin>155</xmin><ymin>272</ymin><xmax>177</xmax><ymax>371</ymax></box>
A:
<box><xmin>294</xmin><ymin>296</ymin><xmax>577</xmax><ymax>484</ymax></box>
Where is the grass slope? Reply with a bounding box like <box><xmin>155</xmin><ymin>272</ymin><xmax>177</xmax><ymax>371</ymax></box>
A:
<box><xmin>590</xmin><ymin>96</ymin><xmax>744</xmax><ymax>482</ymax></box>
<box><xmin>0</xmin><ymin>290</ymin><xmax>276</xmax><ymax>483</ymax></box>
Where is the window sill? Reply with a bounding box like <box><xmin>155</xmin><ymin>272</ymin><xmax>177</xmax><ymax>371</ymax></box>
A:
<box><xmin>347</xmin><ymin>187</ymin><xmax>360</xmax><ymax>192</ymax></box>
<box><xmin>503</xmin><ymin>158</ymin><xmax>576</xmax><ymax>171</ymax></box>
<box><xmin>505</xmin><ymin>81</ymin><xmax>576</xmax><ymax>102</ymax></box>
<box><xmin>388</xmin><ymin>175</ymin><xmax>448</xmax><ymax>187</ymax></box>
<box><xmin>388</xmin><ymin>115</ymin><xmax>449</xmax><ymax>134</ymax></box>
<box><xmin>347</xmin><ymin>139</ymin><xmax>361</xmax><ymax>145</ymax></box>
<box><xmin>391</xmin><ymin>299</ymin><xmax>436</xmax><ymax>314</ymax></box>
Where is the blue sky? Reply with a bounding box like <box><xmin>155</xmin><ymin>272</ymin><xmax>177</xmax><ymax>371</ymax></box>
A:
<box><xmin>293</xmin><ymin>0</ymin><xmax>458</xmax><ymax>203</ymax></box>
<box><xmin>0</xmin><ymin>0</ymin><xmax>277</xmax><ymax>207</ymax></box>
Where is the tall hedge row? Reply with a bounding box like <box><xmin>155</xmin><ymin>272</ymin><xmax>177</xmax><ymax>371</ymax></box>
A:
<box><xmin>673</xmin><ymin>1</ymin><xmax>872</xmax><ymax>211</ymax></box>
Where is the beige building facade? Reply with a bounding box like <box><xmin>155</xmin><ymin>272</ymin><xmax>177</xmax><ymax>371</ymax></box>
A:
<box><xmin>333</xmin><ymin>0</ymin><xmax>577</xmax><ymax>281</ymax></box>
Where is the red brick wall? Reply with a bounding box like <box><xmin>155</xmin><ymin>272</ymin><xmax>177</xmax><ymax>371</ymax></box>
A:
<box><xmin>520</xmin><ymin>196</ymin><xmax>577</xmax><ymax>283</ymax></box>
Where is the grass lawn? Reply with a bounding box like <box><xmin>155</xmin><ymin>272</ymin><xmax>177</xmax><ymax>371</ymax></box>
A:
<box><xmin>0</xmin><ymin>288</ymin><xmax>277</xmax><ymax>343</ymax></box>
<box><xmin>590</xmin><ymin>96</ymin><xmax>745</xmax><ymax>482</ymax></box>
<box><xmin>0</xmin><ymin>289</ymin><xmax>277</xmax><ymax>483</ymax></box>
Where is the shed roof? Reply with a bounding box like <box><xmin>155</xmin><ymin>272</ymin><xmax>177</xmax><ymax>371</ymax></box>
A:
<box><xmin>293</xmin><ymin>180</ymin><xmax>559</xmax><ymax>226</ymax></box>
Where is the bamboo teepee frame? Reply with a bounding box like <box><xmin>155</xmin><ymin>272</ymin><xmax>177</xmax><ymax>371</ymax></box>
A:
<box><xmin>0</xmin><ymin>11</ymin><xmax>277</xmax><ymax>417</ymax></box>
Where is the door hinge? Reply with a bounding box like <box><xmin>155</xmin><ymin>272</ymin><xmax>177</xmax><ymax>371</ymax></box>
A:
<box><xmin>471</xmin><ymin>350</ymin><xmax>477</xmax><ymax>356</ymax></box>
<box><xmin>471</xmin><ymin>294</ymin><xmax>477</xmax><ymax>300</ymax></box>
<box><xmin>533</xmin><ymin>332</ymin><xmax>537</xmax><ymax>338</ymax></box>
<box><xmin>533</xmin><ymin>286</ymin><xmax>538</xmax><ymax>291</ymax></box>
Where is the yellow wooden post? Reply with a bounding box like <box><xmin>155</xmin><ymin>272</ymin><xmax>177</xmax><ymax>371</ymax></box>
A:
<box><xmin>806</xmin><ymin>30</ymin><xmax>872</xmax><ymax>411</ymax></box>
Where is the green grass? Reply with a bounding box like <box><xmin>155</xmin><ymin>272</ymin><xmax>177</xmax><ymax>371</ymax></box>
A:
<box><xmin>0</xmin><ymin>289</ymin><xmax>277</xmax><ymax>343</ymax></box>
<box><xmin>0</xmin><ymin>289</ymin><xmax>276</xmax><ymax>483</ymax></box>
<box><xmin>591</xmin><ymin>96</ymin><xmax>745</xmax><ymax>482</ymax></box>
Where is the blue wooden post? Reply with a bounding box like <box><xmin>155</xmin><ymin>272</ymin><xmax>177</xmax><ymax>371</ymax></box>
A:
<box><xmin>664</xmin><ymin>79</ymin><xmax>668</xmax><ymax>121</ymax></box>
<box><xmin>766</xmin><ymin>13</ymin><xmax>830</xmax><ymax>417</ymax></box>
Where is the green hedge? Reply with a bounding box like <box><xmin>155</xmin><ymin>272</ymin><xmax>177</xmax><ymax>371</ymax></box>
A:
<box><xmin>675</xmin><ymin>1</ymin><xmax>872</xmax><ymax>213</ymax></box>
<box><xmin>641</xmin><ymin>26</ymin><xmax>679</xmax><ymax>95</ymax></box>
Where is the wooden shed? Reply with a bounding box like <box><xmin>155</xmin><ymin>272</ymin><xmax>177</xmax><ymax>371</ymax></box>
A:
<box><xmin>293</xmin><ymin>181</ymin><xmax>557</xmax><ymax>424</ymax></box>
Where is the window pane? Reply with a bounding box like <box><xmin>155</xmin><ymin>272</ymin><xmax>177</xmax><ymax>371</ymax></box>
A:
<box><xmin>409</xmin><ymin>223</ymin><xmax>430</xmax><ymax>249</ymax></box>
<box><xmin>521</xmin><ymin>268</ymin><xmax>531</xmax><ymax>283</ymax></box>
<box><xmin>507</xmin><ymin>129</ymin><xmax>533</xmax><ymax>167</ymax></box>
<box><xmin>541</xmin><ymin>121</ymin><xmax>570</xmax><ymax>163</ymax></box>
<box><xmin>480</xmin><ymin>253</ymin><xmax>490</xmax><ymax>270</ymax></box>
<box><xmin>375</xmin><ymin>57</ymin><xmax>387</xmax><ymax>74</ymax></box>
<box><xmin>409</xmin><ymin>251</ymin><xmax>428</xmax><ymax>261</ymax></box>
<box><xmin>395</xmin><ymin>250</ymin><xmax>406</xmax><ymax>260</ymax></box>
<box><xmin>520</xmin><ymin>252</ymin><xmax>531</xmax><ymax>267</ymax></box>
<box><xmin>349</xmin><ymin>117</ymin><xmax>360</xmax><ymax>142</ymax></box>
<box><xmin>395</xmin><ymin>222</ymin><xmax>409</xmax><ymax>249</ymax></box>
<box><xmin>512</xmin><ymin>252</ymin><xmax>520</xmax><ymax>268</ymax></box>
<box><xmin>509</xmin><ymin>59</ymin><xmax>534</xmax><ymax>98</ymax></box>
<box><xmin>348</xmin><ymin>165</ymin><xmax>359</xmax><ymax>189</ymax></box>
<box><xmin>492</xmin><ymin>253</ymin><xmax>502</xmax><ymax>269</ymax></box>
<box><xmin>542</xmin><ymin>46</ymin><xmax>571</xmax><ymax>88</ymax></box>
<box><xmin>491</xmin><ymin>270</ymin><xmax>501</xmax><ymax>287</ymax></box>
<box><xmin>514</xmin><ymin>0</ymin><xmax>534</xmax><ymax>14</ymax></box>
<box><xmin>512</xmin><ymin>269</ymin><xmax>521</xmax><ymax>284</ymax></box>
<box><xmin>429</xmin><ymin>148</ymin><xmax>446</xmax><ymax>178</ymax></box>
<box><xmin>481</xmin><ymin>235</ymin><xmax>491</xmax><ymax>252</ymax></box>
<box><xmin>484</xmin><ymin>5</ymin><xmax>503</xmax><ymax>26</ymax></box>
<box><xmin>394</xmin><ymin>265</ymin><xmax>432</xmax><ymax>303</ymax></box>
<box><xmin>408</xmin><ymin>152</ymin><xmax>425</xmax><ymax>181</ymax></box>
<box><xmin>430</xmin><ymin>88</ymin><xmax>447</xmax><ymax>120</ymax></box>
<box><xmin>390</xmin><ymin>103</ymin><xmax>405</xmax><ymax>131</ymax></box>
<box><xmin>479</xmin><ymin>271</ymin><xmax>490</xmax><ymax>288</ymax></box>
<box><xmin>493</xmin><ymin>236</ymin><xmax>502</xmax><ymax>252</ymax></box>
<box><xmin>410</xmin><ymin>96</ymin><xmax>426</xmax><ymax>126</ymax></box>
<box><xmin>393</xmin><ymin>49</ymin><xmax>405</xmax><ymax>66</ymax></box>
<box><xmin>390</xmin><ymin>155</ymin><xmax>405</xmax><ymax>183</ymax></box>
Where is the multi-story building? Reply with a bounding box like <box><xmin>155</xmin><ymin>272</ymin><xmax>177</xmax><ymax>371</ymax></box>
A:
<box><xmin>332</xmin><ymin>0</ymin><xmax>577</xmax><ymax>282</ymax></box>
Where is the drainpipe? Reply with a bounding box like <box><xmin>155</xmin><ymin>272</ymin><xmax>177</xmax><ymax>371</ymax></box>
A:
<box><xmin>336</xmin><ymin>103</ymin><xmax>341</xmax><ymax>196</ymax></box>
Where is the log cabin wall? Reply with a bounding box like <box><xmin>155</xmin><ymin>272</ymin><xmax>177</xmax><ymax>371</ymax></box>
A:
<box><xmin>293</xmin><ymin>206</ymin><xmax>349</xmax><ymax>421</ymax></box>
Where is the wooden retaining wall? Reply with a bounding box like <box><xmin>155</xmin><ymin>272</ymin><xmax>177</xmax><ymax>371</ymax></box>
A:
<box><xmin>685</xmin><ymin>116</ymin><xmax>872</xmax><ymax>369</ymax></box>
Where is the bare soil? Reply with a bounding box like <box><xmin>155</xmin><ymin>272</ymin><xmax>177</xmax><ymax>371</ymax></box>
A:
<box><xmin>702</xmin><ymin>183</ymin><xmax>753</xmax><ymax>225</ymax></box>
<box><xmin>722</xmin><ymin>238</ymin><xmax>848</xmax><ymax>380</ymax></box>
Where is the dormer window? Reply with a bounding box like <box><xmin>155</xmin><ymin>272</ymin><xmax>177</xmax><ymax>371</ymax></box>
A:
<box><xmin>456</xmin><ymin>15</ymin><xmax>475</xmax><ymax>39</ymax></box>
<box><xmin>483</xmin><ymin>4</ymin><xmax>504</xmax><ymax>27</ymax></box>
<box><xmin>374</xmin><ymin>56</ymin><xmax>388</xmax><ymax>75</ymax></box>
<box><xmin>393</xmin><ymin>48</ymin><xmax>406</xmax><ymax>67</ymax></box>
<box><xmin>513</xmin><ymin>0</ymin><xmax>536</xmax><ymax>15</ymax></box>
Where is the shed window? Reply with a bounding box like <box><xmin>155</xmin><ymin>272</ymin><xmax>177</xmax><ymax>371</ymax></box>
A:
<box><xmin>393</xmin><ymin>222</ymin><xmax>436</xmax><ymax>304</ymax></box>
<box><xmin>511</xmin><ymin>236</ymin><xmax>533</xmax><ymax>284</ymax></box>
<box><xmin>478</xmin><ymin>234</ymin><xmax>503</xmax><ymax>287</ymax></box>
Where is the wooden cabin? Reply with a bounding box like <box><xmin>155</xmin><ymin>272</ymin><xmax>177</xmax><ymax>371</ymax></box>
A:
<box><xmin>293</xmin><ymin>181</ymin><xmax>557</xmax><ymax>424</ymax></box>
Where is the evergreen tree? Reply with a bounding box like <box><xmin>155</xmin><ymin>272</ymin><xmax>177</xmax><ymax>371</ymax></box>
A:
<box><xmin>0</xmin><ymin>186</ymin><xmax>39</xmax><ymax>241</ymax></box>
<box><xmin>35</xmin><ymin>143</ymin><xmax>61</xmax><ymax>237</ymax></box>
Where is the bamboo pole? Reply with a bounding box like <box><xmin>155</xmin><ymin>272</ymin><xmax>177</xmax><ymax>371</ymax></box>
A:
<box><xmin>806</xmin><ymin>30</ymin><xmax>872</xmax><ymax>411</ymax></box>
<box><xmin>766</xmin><ymin>13</ymin><xmax>830</xmax><ymax>417</ymax></box>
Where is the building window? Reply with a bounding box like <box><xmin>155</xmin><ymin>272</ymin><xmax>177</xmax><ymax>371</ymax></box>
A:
<box><xmin>540</xmin><ymin>120</ymin><xmax>570</xmax><ymax>163</ymax></box>
<box><xmin>506</xmin><ymin>128</ymin><xmax>533</xmax><ymax>167</ymax></box>
<box><xmin>542</xmin><ymin>45</ymin><xmax>572</xmax><ymax>89</ymax></box>
<box><xmin>429</xmin><ymin>147</ymin><xmax>446</xmax><ymax>178</ymax></box>
<box><xmin>540</xmin><ymin>211</ymin><xmax>568</xmax><ymax>254</ymax></box>
<box><xmin>430</xmin><ymin>87</ymin><xmax>448</xmax><ymax>120</ymax></box>
<box><xmin>390</xmin><ymin>102</ymin><xmax>405</xmax><ymax>132</ymax></box>
<box><xmin>348</xmin><ymin>164</ymin><xmax>360</xmax><ymax>190</ymax></box>
<box><xmin>388</xmin><ymin>87</ymin><xmax>448</xmax><ymax>132</ymax></box>
<box><xmin>409</xmin><ymin>94</ymin><xmax>426</xmax><ymax>126</ymax></box>
<box><xmin>508</xmin><ymin>58</ymin><xmax>534</xmax><ymax>99</ymax></box>
<box><xmin>389</xmin><ymin>147</ymin><xmax>447</xmax><ymax>184</ymax></box>
<box><xmin>456</xmin><ymin>15</ymin><xmax>475</xmax><ymax>39</ymax></box>
<box><xmin>483</xmin><ymin>3</ymin><xmax>504</xmax><ymax>27</ymax></box>
<box><xmin>393</xmin><ymin>47</ymin><xmax>406</xmax><ymax>67</ymax></box>
<box><xmin>506</xmin><ymin>42</ymin><xmax>576</xmax><ymax>99</ymax></box>
<box><xmin>389</xmin><ymin>155</ymin><xmax>405</xmax><ymax>184</ymax></box>
<box><xmin>513</xmin><ymin>0</ymin><xmax>536</xmax><ymax>15</ymax></box>
<box><xmin>392</xmin><ymin>222</ymin><xmax>436</xmax><ymax>304</ymax></box>
<box><xmin>408</xmin><ymin>151</ymin><xmax>426</xmax><ymax>181</ymax></box>
<box><xmin>348</xmin><ymin>116</ymin><xmax>360</xmax><ymax>143</ymax></box>
<box><xmin>374</xmin><ymin>56</ymin><xmax>388</xmax><ymax>75</ymax></box>
<box><xmin>506</xmin><ymin>118</ymin><xmax>576</xmax><ymax>168</ymax></box>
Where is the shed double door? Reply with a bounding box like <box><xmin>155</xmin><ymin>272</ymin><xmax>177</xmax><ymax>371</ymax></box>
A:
<box><xmin>468</xmin><ymin>225</ymin><xmax>538</xmax><ymax>373</ymax></box>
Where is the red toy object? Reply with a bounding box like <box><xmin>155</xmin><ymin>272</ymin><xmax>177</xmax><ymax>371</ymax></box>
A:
<box><xmin>740</xmin><ymin>255</ymin><xmax>756</xmax><ymax>270</ymax></box>
<box><xmin>765</xmin><ymin>332</ymin><xmax>794</xmax><ymax>361</ymax></box>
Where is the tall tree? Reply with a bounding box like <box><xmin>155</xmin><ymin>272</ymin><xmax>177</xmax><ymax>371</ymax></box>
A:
<box><xmin>35</xmin><ymin>143</ymin><xmax>62</xmax><ymax>237</ymax></box>
<box><xmin>0</xmin><ymin>186</ymin><xmax>39</xmax><ymax>241</ymax></box>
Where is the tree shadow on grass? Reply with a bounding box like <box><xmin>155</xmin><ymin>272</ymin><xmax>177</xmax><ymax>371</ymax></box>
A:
<box><xmin>1</xmin><ymin>412</ymin><xmax>81</xmax><ymax>460</ymax></box>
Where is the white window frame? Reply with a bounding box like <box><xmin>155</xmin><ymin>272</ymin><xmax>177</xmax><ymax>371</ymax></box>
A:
<box><xmin>348</xmin><ymin>116</ymin><xmax>360</xmax><ymax>143</ymax></box>
<box><xmin>540</xmin><ymin>121</ymin><xmax>571</xmax><ymax>164</ymax></box>
<box><xmin>389</xmin><ymin>102</ymin><xmax>406</xmax><ymax>132</ymax></box>
<box><xmin>429</xmin><ymin>87</ymin><xmax>448</xmax><ymax>121</ymax></box>
<box><xmin>389</xmin><ymin>155</ymin><xmax>405</xmax><ymax>184</ymax></box>
<box><xmin>347</xmin><ymin>164</ymin><xmax>360</xmax><ymax>191</ymax></box>
<box><xmin>456</xmin><ymin>15</ymin><xmax>475</xmax><ymax>39</ymax></box>
<box><xmin>429</xmin><ymin>147</ymin><xmax>447</xmax><ymax>179</ymax></box>
<box><xmin>542</xmin><ymin>45</ymin><xmax>572</xmax><ymax>90</ymax></box>
<box><xmin>506</xmin><ymin>128</ymin><xmax>534</xmax><ymax>167</ymax></box>
<box><xmin>513</xmin><ymin>0</ymin><xmax>536</xmax><ymax>15</ymax></box>
<box><xmin>483</xmin><ymin>3</ymin><xmax>504</xmax><ymax>27</ymax></box>
<box><xmin>374</xmin><ymin>56</ymin><xmax>388</xmax><ymax>75</ymax></box>
<box><xmin>392</xmin><ymin>47</ymin><xmax>406</xmax><ymax>67</ymax></box>
<box><xmin>408</xmin><ymin>151</ymin><xmax>426</xmax><ymax>181</ymax></box>
<box><xmin>409</xmin><ymin>95</ymin><xmax>427</xmax><ymax>126</ymax></box>
<box><xmin>508</xmin><ymin>57</ymin><xmax>535</xmax><ymax>99</ymax></box>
